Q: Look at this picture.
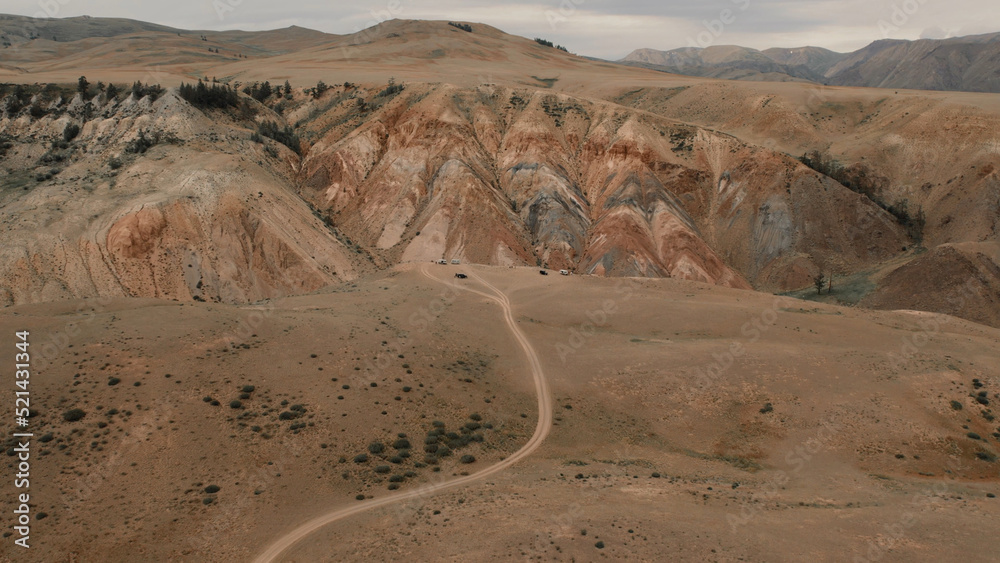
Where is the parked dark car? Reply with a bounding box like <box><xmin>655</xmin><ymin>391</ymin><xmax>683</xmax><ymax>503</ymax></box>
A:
<box><xmin>539</xmin><ymin>270</ymin><xmax>548</xmax><ymax>275</ymax></box>
<box><xmin>455</xmin><ymin>273</ymin><xmax>468</xmax><ymax>279</ymax></box>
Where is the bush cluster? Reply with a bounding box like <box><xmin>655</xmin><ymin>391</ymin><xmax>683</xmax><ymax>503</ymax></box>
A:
<box><xmin>179</xmin><ymin>80</ymin><xmax>239</xmax><ymax>109</ymax></box>
<box><xmin>798</xmin><ymin>150</ymin><xmax>925</xmax><ymax>240</ymax></box>
<box><xmin>534</xmin><ymin>38</ymin><xmax>569</xmax><ymax>51</ymax></box>
<box><xmin>251</xmin><ymin>121</ymin><xmax>300</xmax><ymax>155</ymax></box>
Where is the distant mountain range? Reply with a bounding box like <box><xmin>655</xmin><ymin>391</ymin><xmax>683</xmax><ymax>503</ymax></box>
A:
<box><xmin>621</xmin><ymin>32</ymin><xmax>1000</xmax><ymax>93</ymax></box>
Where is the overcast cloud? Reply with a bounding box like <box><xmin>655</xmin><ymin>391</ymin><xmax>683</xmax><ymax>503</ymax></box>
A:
<box><xmin>3</xmin><ymin>0</ymin><xmax>998</xmax><ymax>59</ymax></box>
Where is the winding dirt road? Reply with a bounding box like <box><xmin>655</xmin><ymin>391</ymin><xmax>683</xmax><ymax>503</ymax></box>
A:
<box><xmin>252</xmin><ymin>264</ymin><xmax>553</xmax><ymax>562</ymax></box>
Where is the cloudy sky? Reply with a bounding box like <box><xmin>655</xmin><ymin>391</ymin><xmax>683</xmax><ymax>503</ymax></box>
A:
<box><xmin>6</xmin><ymin>0</ymin><xmax>998</xmax><ymax>58</ymax></box>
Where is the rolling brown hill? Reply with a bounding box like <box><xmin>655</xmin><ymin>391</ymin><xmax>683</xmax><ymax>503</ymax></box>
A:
<box><xmin>825</xmin><ymin>33</ymin><xmax>1000</xmax><ymax>92</ymax></box>
<box><xmin>621</xmin><ymin>45</ymin><xmax>823</xmax><ymax>83</ymax></box>
<box><xmin>761</xmin><ymin>46</ymin><xmax>846</xmax><ymax>75</ymax></box>
<box><xmin>0</xmin><ymin>15</ymin><xmax>999</xmax><ymax>563</ymax></box>
<box><xmin>1</xmin><ymin>265</ymin><xmax>998</xmax><ymax>562</ymax></box>
<box><xmin>1</xmin><ymin>15</ymin><xmax>1000</xmax><ymax>328</ymax></box>
<box><xmin>623</xmin><ymin>33</ymin><xmax>1000</xmax><ymax>94</ymax></box>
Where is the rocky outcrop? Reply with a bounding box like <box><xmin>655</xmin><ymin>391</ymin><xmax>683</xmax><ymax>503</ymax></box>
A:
<box><xmin>0</xmin><ymin>91</ymin><xmax>359</xmax><ymax>305</ymax></box>
<box><xmin>299</xmin><ymin>84</ymin><xmax>907</xmax><ymax>289</ymax></box>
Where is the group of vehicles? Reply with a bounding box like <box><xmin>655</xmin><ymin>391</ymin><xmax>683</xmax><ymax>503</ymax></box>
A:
<box><xmin>434</xmin><ymin>258</ymin><xmax>571</xmax><ymax>279</ymax></box>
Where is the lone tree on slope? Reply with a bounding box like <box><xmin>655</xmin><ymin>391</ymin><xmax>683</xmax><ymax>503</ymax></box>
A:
<box><xmin>814</xmin><ymin>273</ymin><xmax>827</xmax><ymax>295</ymax></box>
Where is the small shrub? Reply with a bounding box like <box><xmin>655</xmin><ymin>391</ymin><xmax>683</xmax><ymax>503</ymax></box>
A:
<box><xmin>204</xmin><ymin>485</ymin><xmax>220</xmax><ymax>493</ymax></box>
<box><xmin>241</xmin><ymin>385</ymin><xmax>255</xmax><ymax>393</ymax></box>
<box><xmin>124</xmin><ymin>129</ymin><xmax>162</xmax><ymax>154</ymax></box>
<box><xmin>375</xmin><ymin>465</ymin><xmax>390</xmax><ymax>474</ymax></box>
<box><xmin>460</xmin><ymin>454</ymin><xmax>476</xmax><ymax>464</ymax></box>
<box><xmin>356</xmin><ymin>494</ymin><xmax>366</xmax><ymax>500</ymax></box>
<box><xmin>595</xmin><ymin>541</ymin><xmax>605</xmax><ymax>549</ymax></box>
<box><xmin>976</xmin><ymin>451</ymin><xmax>997</xmax><ymax>462</ymax></box>
<box><xmin>63</xmin><ymin>409</ymin><xmax>86</xmax><ymax>422</ymax></box>
<box><xmin>62</xmin><ymin>123</ymin><xmax>80</xmax><ymax>142</ymax></box>
<box><xmin>353</xmin><ymin>453</ymin><xmax>369</xmax><ymax>463</ymax></box>
<box><xmin>254</xmin><ymin>120</ymin><xmax>301</xmax><ymax>155</ymax></box>
<box><xmin>130</xmin><ymin>81</ymin><xmax>164</xmax><ymax>101</ymax></box>
<box><xmin>368</xmin><ymin>442</ymin><xmax>385</xmax><ymax>455</ymax></box>
<box><xmin>375</xmin><ymin>82</ymin><xmax>404</xmax><ymax>98</ymax></box>
<box><xmin>951</xmin><ymin>400</ymin><xmax>964</xmax><ymax>410</ymax></box>
<box><xmin>229</xmin><ymin>400</ymin><xmax>242</xmax><ymax>409</ymax></box>
<box><xmin>759</xmin><ymin>403</ymin><xmax>773</xmax><ymax>414</ymax></box>
<box><xmin>393</xmin><ymin>438</ymin><xmax>411</xmax><ymax>449</ymax></box>
<box><xmin>203</xmin><ymin>497</ymin><xmax>214</xmax><ymax>505</ymax></box>
<box><xmin>108</xmin><ymin>377</ymin><xmax>121</xmax><ymax>386</ymax></box>
<box><xmin>312</xmin><ymin>80</ymin><xmax>329</xmax><ymax>99</ymax></box>
<box><xmin>448</xmin><ymin>22</ymin><xmax>472</xmax><ymax>32</ymax></box>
